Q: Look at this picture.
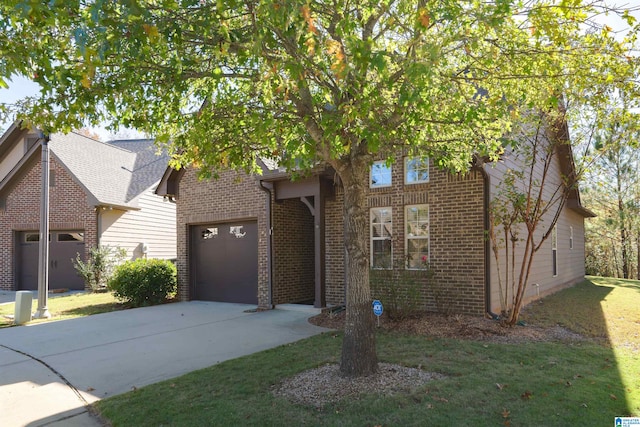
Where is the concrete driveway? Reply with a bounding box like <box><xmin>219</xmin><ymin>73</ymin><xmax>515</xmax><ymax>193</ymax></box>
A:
<box><xmin>0</xmin><ymin>302</ymin><xmax>328</xmax><ymax>426</ymax></box>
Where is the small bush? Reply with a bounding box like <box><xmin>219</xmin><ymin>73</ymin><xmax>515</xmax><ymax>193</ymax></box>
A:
<box><xmin>108</xmin><ymin>258</ymin><xmax>177</xmax><ymax>307</ymax></box>
<box><xmin>73</xmin><ymin>245</ymin><xmax>127</xmax><ymax>292</ymax></box>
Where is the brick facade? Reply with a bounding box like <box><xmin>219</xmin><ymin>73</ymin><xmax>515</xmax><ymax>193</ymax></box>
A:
<box><xmin>175</xmin><ymin>168</ymin><xmax>270</xmax><ymax>307</ymax></box>
<box><xmin>272</xmin><ymin>198</ymin><xmax>315</xmax><ymax>304</ymax></box>
<box><xmin>173</xmin><ymin>156</ymin><xmax>486</xmax><ymax>315</ymax></box>
<box><xmin>322</xmin><ymin>158</ymin><xmax>486</xmax><ymax>315</ymax></box>
<box><xmin>0</xmin><ymin>156</ymin><xmax>97</xmax><ymax>290</ymax></box>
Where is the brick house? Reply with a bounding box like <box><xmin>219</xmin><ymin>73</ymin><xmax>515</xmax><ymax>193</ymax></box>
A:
<box><xmin>0</xmin><ymin>122</ymin><xmax>176</xmax><ymax>291</ymax></box>
<box><xmin>157</xmin><ymin>136</ymin><xmax>593</xmax><ymax>316</ymax></box>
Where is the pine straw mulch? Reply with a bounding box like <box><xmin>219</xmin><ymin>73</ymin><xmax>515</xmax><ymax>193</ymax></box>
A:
<box><xmin>308</xmin><ymin>309</ymin><xmax>588</xmax><ymax>344</ymax></box>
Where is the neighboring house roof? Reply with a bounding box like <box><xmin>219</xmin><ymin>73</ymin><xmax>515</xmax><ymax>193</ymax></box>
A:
<box><xmin>0</xmin><ymin>123</ymin><xmax>168</xmax><ymax>210</ymax></box>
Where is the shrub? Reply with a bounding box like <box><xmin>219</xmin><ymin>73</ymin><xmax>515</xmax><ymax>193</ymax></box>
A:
<box><xmin>370</xmin><ymin>264</ymin><xmax>429</xmax><ymax>320</ymax></box>
<box><xmin>73</xmin><ymin>245</ymin><xmax>127</xmax><ymax>292</ymax></box>
<box><xmin>108</xmin><ymin>258</ymin><xmax>177</xmax><ymax>307</ymax></box>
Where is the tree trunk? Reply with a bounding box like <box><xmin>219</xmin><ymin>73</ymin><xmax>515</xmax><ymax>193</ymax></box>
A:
<box><xmin>637</xmin><ymin>233</ymin><xmax>640</xmax><ymax>280</ymax></box>
<box><xmin>616</xmin><ymin>160</ymin><xmax>630</xmax><ymax>278</ymax></box>
<box><xmin>337</xmin><ymin>156</ymin><xmax>378</xmax><ymax>377</ymax></box>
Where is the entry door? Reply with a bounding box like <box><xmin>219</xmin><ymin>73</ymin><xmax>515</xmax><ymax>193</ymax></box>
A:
<box><xmin>191</xmin><ymin>222</ymin><xmax>258</xmax><ymax>304</ymax></box>
<box><xmin>18</xmin><ymin>231</ymin><xmax>86</xmax><ymax>291</ymax></box>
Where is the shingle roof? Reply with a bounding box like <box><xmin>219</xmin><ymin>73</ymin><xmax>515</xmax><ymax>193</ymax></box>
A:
<box><xmin>50</xmin><ymin>133</ymin><xmax>168</xmax><ymax>209</ymax></box>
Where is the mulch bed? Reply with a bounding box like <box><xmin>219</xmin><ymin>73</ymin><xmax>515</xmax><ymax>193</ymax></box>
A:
<box><xmin>309</xmin><ymin>309</ymin><xmax>587</xmax><ymax>344</ymax></box>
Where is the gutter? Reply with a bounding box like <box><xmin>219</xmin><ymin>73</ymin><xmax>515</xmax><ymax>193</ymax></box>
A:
<box><xmin>258</xmin><ymin>180</ymin><xmax>274</xmax><ymax>309</ymax></box>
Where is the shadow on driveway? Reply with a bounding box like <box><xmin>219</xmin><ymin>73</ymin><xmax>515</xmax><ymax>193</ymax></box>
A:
<box><xmin>0</xmin><ymin>301</ymin><xmax>329</xmax><ymax>426</ymax></box>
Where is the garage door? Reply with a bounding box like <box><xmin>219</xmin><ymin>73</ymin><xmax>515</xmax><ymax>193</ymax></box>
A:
<box><xmin>191</xmin><ymin>221</ymin><xmax>258</xmax><ymax>304</ymax></box>
<box><xmin>18</xmin><ymin>231</ymin><xmax>86</xmax><ymax>291</ymax></box>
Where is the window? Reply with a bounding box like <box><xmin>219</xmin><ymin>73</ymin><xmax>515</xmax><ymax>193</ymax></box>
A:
<box><xmin>569</xmin><ymin>226</ymin><xmax>574</xmax><ymax>250</ymax></box>
<box><xmin>552</xmin><ymin>225</ymin><xmax>558</xmax><ymax>277</ymax></box>
<box><xmin>405</xmin><ymin>157</ymin><xmax>429</xmax><ymax>184</ymax></box>
<box><xmin>370</xmin><ymin>161</ymin><xmax>392</xmax><ymax>188</ymax></box>
<box><xmin>25</xmin><ymin>233</ymin><xmax>40</xmax><ymax>242</ymax></box>
<box><xmin>202</xmin><ymin>228</ymin><xmax>218</xmax><ymax>240</ymax></box>
<box><xmin>57</xmin><ymin>232</ymin><xmax>84</xmax><ymax>242</ymax></box>
<box><xmin>405</xmin><ymin>205</ymin><xmax>429</xmax><ymax>269</ymax></box>
<box><xmin>370</xmin><ymin>207</ymin><xmax>392</xmax><ymax>268</ymax></box>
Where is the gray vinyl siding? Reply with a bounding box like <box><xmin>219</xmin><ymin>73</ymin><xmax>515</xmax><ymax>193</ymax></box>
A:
<box><xmin>485</xmin><ymin>144</ymin><xmax>587</xmax><ymax>314</ymax></box>
<box><xmin>99</xmin><ymin>183</ymin><xmax>176</xmax><ymax>260</ymax></box>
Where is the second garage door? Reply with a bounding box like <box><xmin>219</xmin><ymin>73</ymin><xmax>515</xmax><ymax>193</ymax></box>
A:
<box><xmin>191</xmin><ymin>221</ymin><xmax>258</xmax><ymax>304</ymax></box>
<box><xmin>18</xmin><ymin>230</ymin><xmax>86</xmax><ymax>291</ymax></box>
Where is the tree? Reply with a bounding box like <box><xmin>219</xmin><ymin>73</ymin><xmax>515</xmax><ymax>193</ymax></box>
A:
<box><xmin>0</xmin><ymin>0</ymin><xmax>637</xmax><ymax>376</ymax></box>
<box><xmin>582</xmin><ymin>103</ymin><xmax>640</xmax><ymax>279</ymax></box>
<box><xmin>488</xmin><ymin>107</ymin><xmax>578</xmax><ymax>325</ymax></box>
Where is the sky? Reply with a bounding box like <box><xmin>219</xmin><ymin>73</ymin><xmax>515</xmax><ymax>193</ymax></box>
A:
<box><xmin>0</xmin><ymin>4</ymin><xmax>637</xmax><ymax>140</ymax></box>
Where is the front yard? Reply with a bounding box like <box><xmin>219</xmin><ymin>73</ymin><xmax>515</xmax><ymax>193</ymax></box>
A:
<box><xmin>96</xmin><ymin>276</ymin><xmax>640</xmax><ymax>426</ymax></box>
<box><xmin>0</xmin><ymin>292</ymin><xmax>126</xmax><ymax>328</ymax></box>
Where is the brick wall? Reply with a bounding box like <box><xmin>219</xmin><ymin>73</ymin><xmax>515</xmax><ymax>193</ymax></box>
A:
<box><xmin>324</xmin><ymin>157</ymin><xmax>486</xmax><ymax>315</ymax></box>
<box><xmin>325</xmin><ymin>187</ymin><xmax>345</xmax><ymax>305</ymax></box>
<box><xmin>175</xmin><ymin>168</ymin><xmax>269</xmax><ymax>307</ymax></box>
<box><xmin>173</xmin><ymin>157</ymin><xmax>486</xmax><ymax>314</ymax></box>
<box><xmin>272</xmin><ymin>198</ymin><xmax>315</xmax><ymax>304</ymax></box>
<box><xmin>0</xmin><ymin>156</ymin><xmax>97</xmax><ymax>290</ymax></box>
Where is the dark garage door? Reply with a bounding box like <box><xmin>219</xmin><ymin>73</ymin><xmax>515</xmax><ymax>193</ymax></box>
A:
<box><xmin>18</xmin><ymin>231</ymin><xmax>86</xmax><ymax>291</ymax></box>
<box><xmin>191</xmin><ymin>221</ymin><xmax>258</xmax><ymax>304</ymax></box>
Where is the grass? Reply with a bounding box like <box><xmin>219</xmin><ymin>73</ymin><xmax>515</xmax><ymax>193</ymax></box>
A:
<box><xmin>96</xmin><ymin>276</ymin><xmax>640</xmax><ymax>426</ymax></box>
<box><xmin>0</xmin><ymin>291</ymin><xmax>127</xmax><ymax>328</ymax></box>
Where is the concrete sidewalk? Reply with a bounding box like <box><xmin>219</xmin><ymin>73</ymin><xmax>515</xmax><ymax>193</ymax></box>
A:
<box><xmin>0</xmin><ymin>302</ymin><xmax>328</xmax><ymax>426</ymax></box>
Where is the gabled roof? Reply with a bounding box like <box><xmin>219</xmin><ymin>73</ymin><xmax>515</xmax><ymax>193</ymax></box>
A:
<box><xmin>155</xmin><ymin>156</ymin><xmax>278</xmax><ymax>198</ymax></box>
<box><xmin>0</xmin><ymin>123</ymin><xmax>168</xmax><ymax>209</ymax></box>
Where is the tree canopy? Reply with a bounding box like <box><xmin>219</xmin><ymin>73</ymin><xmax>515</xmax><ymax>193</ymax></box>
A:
<box><xmin>2</xmin><ymin>1</ymin><xmax>636</xmax><ymax>171</ymax></box>
<box><xmin>1</xmin><ymin>0</ymin><xmax>638</xmax><ymax>376</ymax></box>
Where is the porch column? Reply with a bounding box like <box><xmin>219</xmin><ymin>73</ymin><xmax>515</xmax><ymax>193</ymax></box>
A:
<box><xmin>314</xmin><ymin>185</ymin><xmax>326</xmax><ymax>308</ymax></box>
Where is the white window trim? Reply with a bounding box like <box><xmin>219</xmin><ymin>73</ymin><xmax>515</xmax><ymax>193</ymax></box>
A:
<box><xmin>569</xmin><ymin>226</ymin><xmax>574</xmax><ymax>250</ymax></box>
<box><xmin>370</xmin><ymin>207</ymin><xmax>393</xmax><ymax>269</ymax></box>
<box><xmin>404</xmin><ymin>157</ymin><xmax>429</xmax><ymax>185</ymax></box>
<box><xmin>552</xmin><ymin>225</ymin><xmax>558</xmax><ymax>277</ymax></box>
<box><xmin>405</xmin><ymin>204</ymin><xmax>430</xmax><ymax>270</ymax></box>
<box><xmin>370</xmin><ymin>160</ymin><xmax>392</xmax><ymax>188</ymax></box>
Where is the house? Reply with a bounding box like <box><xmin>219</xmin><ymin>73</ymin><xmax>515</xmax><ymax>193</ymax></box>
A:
<box><xmin>156</xmin><ymin>127</ymin><xmax>593</xmax><ymax>316</ymax></box>
<box><xmin>0</xmin><ymin>122</ymin><xmax>176</xmax><ymax>291</ymax></box>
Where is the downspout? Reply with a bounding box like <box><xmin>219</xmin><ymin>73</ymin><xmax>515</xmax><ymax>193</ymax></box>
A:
<box><xmin>96</xmin><ymin>207</ymin><xmax>101</xmax><ymax>247</ymax></box>
<box><xmin>258</xmin><ymin>180</ymin><xmax>274</xmax><ymax>309</ymax></box>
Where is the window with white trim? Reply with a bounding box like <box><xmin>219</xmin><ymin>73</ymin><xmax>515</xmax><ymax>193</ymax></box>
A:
<box><xmin>370</xmin><ymin>161</ymin><xmax>392</xmax><ymax>188</ymax></box>
<box><xmin>405</xmin><ymin>204</ymin><xmax>429</xmax><ymax>269</ymax></box>
<box><xmin>404</xmin><ymin>157</ymin><xmax>429</xmax><ymax>184</ymax></box>
<box><xmin>552</xmin><ymin>225</ymin><xmax>558</xmax><ymax>277</ymax></box>
<box><xmin>569</xmin><ymin>226</ymin><xmax>574</xmax><ymax>250</ymax></box>
<box><xmin>370</xmin><ymin>207</ymin><xmax>392</xmax><ymax>269</ymax></box>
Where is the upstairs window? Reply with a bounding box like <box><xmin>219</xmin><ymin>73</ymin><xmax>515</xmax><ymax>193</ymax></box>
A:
<box><xmin>370</xmin><ymin>207</ymin><xmax>392</xmax><ymax>269</ymax></box>
<box><xmin>370</xmin><ymin>161</ymin><xmax>392</xmax><ymax>188</ymax></box>
<box><xmin>405</xmin><ymin>157</ymin><xmax>429</xmax><ymax>184</ymax></box>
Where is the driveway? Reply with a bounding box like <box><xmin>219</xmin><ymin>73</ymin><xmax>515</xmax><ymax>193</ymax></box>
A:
<box><xmin>0</xmin><ymin>302</ymin><xmax>329</xmax><ymax>426</ymax></box>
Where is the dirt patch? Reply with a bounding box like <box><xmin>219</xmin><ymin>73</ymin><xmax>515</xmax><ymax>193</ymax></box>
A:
<box><xmin>309</xmin><ymin>310</ymin><xmax>588</xmax><ymax>344</ymax></box>
<box><xmin>272</xmin><ymin>363</ymin><xmax>445</xmax><ymax>408</ymax></box>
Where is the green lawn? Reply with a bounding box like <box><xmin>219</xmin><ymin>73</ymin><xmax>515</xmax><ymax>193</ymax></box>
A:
<box><xmin>96</xmin><ymin>276</ymin><xmax>639</xmax><ymax>426</ymax></box>
<box><xmin>0</xmin><ymin>292</ymin><xmax>126</xmax><ymax>328</ymax></box>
